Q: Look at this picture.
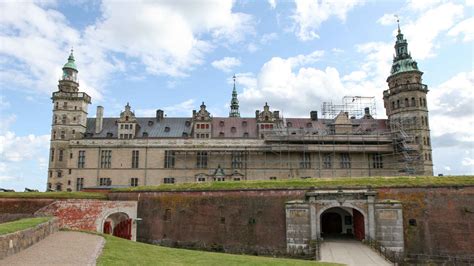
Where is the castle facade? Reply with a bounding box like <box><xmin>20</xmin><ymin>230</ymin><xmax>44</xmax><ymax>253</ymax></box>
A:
<box><xmin>47</xmin><ymin>27</ymin><xmax>433</xmax><ymax>191</ymax></box>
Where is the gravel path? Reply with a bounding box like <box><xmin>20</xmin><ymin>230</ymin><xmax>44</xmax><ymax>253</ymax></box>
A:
<box><xmin>1</xmin><ymin>231</ymin><xmax>105</xmax><ymax>266</ymax></box>
<box><xmin>321</xmin><ymin>239</ymin><xmax>391</xmax><ymax>266</ymax></box>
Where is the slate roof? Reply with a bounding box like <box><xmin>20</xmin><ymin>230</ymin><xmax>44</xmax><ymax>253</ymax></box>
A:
<box><xmin>212</xmin><ymin>117</ymin><xmax>258</xmax><ymax>138</ymax></box>
<box><xmin>86</xmin><ymin>117</ymin><xmax>192</xmax><ymax>138</ymax></box>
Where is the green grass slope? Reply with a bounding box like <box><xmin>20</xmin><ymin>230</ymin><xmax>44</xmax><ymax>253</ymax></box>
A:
<box><xmin>115</xmin><ymin>175</ymin><xmax>474</xmax><ymax>192</ymax></box>
<box><xmin>98</xmin><ymin>234</ymin><xmax>339</xmax><ymax>266</ymax></box>
<box><xmin>0</xmin><ymin>217</ymin><xmax>51</xmax><ymax>235</ymax></box>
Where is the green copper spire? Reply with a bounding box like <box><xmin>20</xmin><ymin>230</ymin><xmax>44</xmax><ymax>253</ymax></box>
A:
<box><xmin>229</xmin><ymin>74</ymin><xmax>240</xmax><ymax>117</ymax></box>
<box><xmin>389</xmin><ymin>19</ymin><xmax>421</xmax><ymax>77</ymax></box>
<box><xmin>62</xmin><ymin>48</ymin><xmax>78</xmax><ymax>82</ymax></box>
<box><xmin>63</xmin><ymin>48</ymin><xmax>77</xmax><ymax>71</ymax></box>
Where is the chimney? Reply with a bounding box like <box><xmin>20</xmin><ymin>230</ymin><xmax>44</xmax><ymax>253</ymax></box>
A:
<box><xmin>310</xmin><ymin>111</ymin><xmax>318</xmax><ymax>121</ymax></box>
<box><xmin>255</xmin><ymin>110</ymin><xmax>260</xmax><ymax>118</ymax></box>
<box><xmin>364</xmin><ymin>107</ymin><xmax>370</xmax><ymax>116</ymax></box>
<box><xmin>192</xmin><ymin>110</ymin><xmax>196</xmax><ymax>118</ymax></box>
<box><xmin>156</xmin><ymin>109</ymin><xmax>164</xmax><ymax>121</ymax></box>
<box><xmin>95</xmin><ymin>106</ymin><xmax>104</xmax><ymax>134</ymax></box>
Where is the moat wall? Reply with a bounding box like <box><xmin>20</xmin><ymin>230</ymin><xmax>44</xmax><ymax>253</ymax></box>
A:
<box><xmin>109</xmin><ymin>186</ymin><xmax>474</xmax><ymax>257</ymax></box>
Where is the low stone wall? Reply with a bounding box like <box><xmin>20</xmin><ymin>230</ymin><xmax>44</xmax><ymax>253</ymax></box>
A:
<box><xmin>0</xmin><ymin>218</ymin><xmax>59</xmax><ymax>259</ymax></box>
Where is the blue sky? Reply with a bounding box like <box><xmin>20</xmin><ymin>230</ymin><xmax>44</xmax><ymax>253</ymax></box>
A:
<box><xmin>0</xmin><ymin>0</ymin><xmax>473</xmax><ymax>191</ymax></box>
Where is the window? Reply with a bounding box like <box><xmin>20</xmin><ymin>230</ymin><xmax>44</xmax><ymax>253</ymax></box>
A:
<box><xmin>206</xmin><ymin>124</ymin><xmax>209</xmax><ymax>129</ymax></box>
<box><xmin>130</xmin><ymin>177</ymin><xmax>138</xmax><ymax>187</ymax></box>
<box><xmin>99</xmin><ymin>177</ymin><xmax>111</xmax><ymax>186</ymax></box>
<box><xmin>132</xmin><ymin>150</ymin><xmax>139</xmax><ymax>168</ymax></box>
<box><xmin>300</xmin><ymin>153</ymin><xmax>311</xmax><ymax>169</ymax></box>
<box><xmin>63</xmin><ymin>102</ymin><xmax>67</xmax><ymax>108</ymax></box>
<box><xmin>242</xmin><ymin>121</ymin><xmax>247</xmax><ymax>127</ymax></box>
<box><xmin>269</xmin><ymin>176</ymin><xmax>277</xmax><ymax>180</ymax></box>
<box><xmin>391</xmin><ymin>101</ymin><xmax>395</xmax><ymax>110</ymax></box>
<box><xmin>164</xmin><ymin>177</ymin><xmax>175</xmax><ymax>184</ymax></box>
<box><xmin>231</xmin><ymin>151</ymin><xmax>245</xmax><ymax>169</ymax></box>
<box><xmin>54</xmin><ymin>115</ymin><xmax>57</xmax><ymax>124</ymax></box>
<box><xmin>143</xmin><ymin>132</ymin><xmax>149</xmax><ymax>138</ymax></box>
<box><xmin>397</xmin><ymin>100</ymin><xmax>400</xmax><ymax>108</ymax></box>
<box><xmin>404</xmin><ymin>98</ymin><xmax>409</xmax><ymax>107</ymax></box>
<box><xmin>233</xmin><ymin>177</ymin><xmax>241</xmax><ymax>181</ymax></box>
<box><xmin>60</xmin><ymin>131</ymin><xmax>65</xmax><ymax>139</ymax></box>
<box><xmin>68</xmin><ymin>169</ymin><xmax>72</xmax><ymax>175</ymax></box>
<box><xmin>121</xmin><ymin>124</ymin><xmax>124</xmax><ymax>129</ymax></box>
<box><xmin>182</xmin><ymin>132</ymin><xmax>188</xmax><ymax>138</ymax></box>
<box><xmin>425</xmin><ymin>116</ymin><xmax>429</xmax><ymax>127</ymax></box>
<box><xmin>62</xmin><ymin>115</ymin><xmax>67</xmax><ymax>124</ymax></box>
<box><xmin>130</xmin><ymin>124</ymin><xmax>133</xmax><ymax>129</ymax></box>
<box><xmin>427</xmin><ymin>137</ymin><xmax>430</xmax><ymax>146</ymax></box>
<box><xmin>420</xmin><ymin>98</ymin><xmax>423</xmax><ymax>106</ymax></box>
<box><xmin>76</xmin><ymin>178</ymin><xmax>84</xmax><ymax>191</ymax></box>
<box><xmin>47</xmin><ymin>183</ymin><xmax>52</xmax><ymax>190</ymax></box>
<box><xmin>50</xmin><ymin>148</ymin><xmax>55</xmax><ymax>162</ymax></box>
<box><xmin>219</xmin><ymin>121</ymin><xmax>224</xmax><ymax>127</ymax></box>
<box><xmin>55</xmin><ymin>102</ymin><xmax>58</xmax><ymax>110</ymax></box>
<box><xmin>423</xmin><ymin>98</ymin><xmax>426</xmax><ymax>107</ymax></box>
<box><xmin>49</xmin><ymin>171</ymin><xmax>52</xmax><ymax>178</ymax></box>
<box><xmin>411</xmin><ymin>97</ymin><xmax>416</xmax><ymax>107</ymax></box>
<box><xmin>196</xmin><ymin>151</ymin><xmax>208</xmax><ymax>168</ymax></box>
<box><xmin>197</xmin><ymin>177</ymin><xmax>206</xmax><ymax>182</ymax></box>
<box><xmin>340</xmin><ymin>153</ymin><xmax>351</xmax><ymax>169</ymax></box>
<box><xmin>243</xmin><ymin>132</ymin><xmax>249</xmax><ymax>138</ymax></box>
<box><xmin>219</xmin><ymin>132</ymin><xmax>224</xmax><ymax>138</ymax></box>
<box><xmin>164</xmin><ymin>151</ymin><xmax>175</xmax><ymax>168</ymax></box>
<box><xmin>287</xmin><ymin>122</ymin><xmax>292</xmax><ymax>127</ymax></box>
<box><xmin>323</xmin><ymin>154</ymin><xmax>332</xmax><ymax>169</ymax></box>
<box><xmin>100</xmin><ymin>150</ymin><xmax>112</xmax><ymax>168</ymax></box>
<box><xmin>58</xmin><ymin>149</ymin><xmax>64</xmax><ymax>161</ymax></box>
<box><xmin>372</xmin><ymin>153</ymin><xmax>383</xmax><ymax>169</ymax></box>
<box><xmin>125</xmin><ymin>124</ymin><xmax>129</xmax><ymax>129</ymax></box>
<box><xmin>57</xmin><ymin>171</ymin><xmax>62</xmax><ymax>178</ymax></box>
<box><xmin>53</xmin><ymin>131</ymin><xmax>56</xmax><ymax>139</ymax></box>
<box><xmin>164</xmin><ymin>126</ymin><xmax>170</xmax><ymax>132</ymax></box>
<box><xmin>231</xmin><ymin>127</ymin><xmax>236</xmax><ymax>133</ymax></box>
<box><xmin>214</xmin><ymin>177</ymin><xmax>225</xmax><ymax>182</ymax></box>
<box><xmin>78</xmin><ymin>150</ymin><xmax>85</xmax><ymax>168</ymax></box>
<box><xmin>55</xmin><ymin>183</ymin><xmax>62</xmax><ymax>191</ymax></box>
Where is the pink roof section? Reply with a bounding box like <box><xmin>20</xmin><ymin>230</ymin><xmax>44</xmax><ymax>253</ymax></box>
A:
<box><xmin>212</xmin><ymin>117</ymin><xmax>258</xmax><ymax>138</ymax></box>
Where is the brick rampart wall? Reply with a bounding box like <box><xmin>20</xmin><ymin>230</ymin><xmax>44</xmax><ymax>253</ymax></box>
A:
<box><xmin>110</xmin><ymin>186</ymin><xmax>474</xmax><ymax>257</ymax></box>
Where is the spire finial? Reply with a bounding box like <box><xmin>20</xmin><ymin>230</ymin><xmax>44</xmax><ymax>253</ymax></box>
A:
<box><xmin>395</xmin><ymin>15</ymin><xmax>400</xmax><ymax>34</ymax></box>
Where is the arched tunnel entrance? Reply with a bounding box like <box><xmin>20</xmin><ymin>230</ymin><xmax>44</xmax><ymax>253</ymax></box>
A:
<box><xmin>320</xmin><ymin>207</ymin><xmax>365</xmax><ymax>240</ymax></box>
<box><xmin>103</xmin><ymin>212</ymin><xmax>132</xmax><ymax>240</ymax></box>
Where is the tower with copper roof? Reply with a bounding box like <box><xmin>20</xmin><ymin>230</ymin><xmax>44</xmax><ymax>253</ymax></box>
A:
<box><xmin>383</xmin><ymin>20</ymin><xmax>433</xmax><ymax>175</ymax></box>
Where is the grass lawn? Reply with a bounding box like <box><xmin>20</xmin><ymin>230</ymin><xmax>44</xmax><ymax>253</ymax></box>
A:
<box><xmin>115</xmin><ymin>175</ymin><xmax>474</xmax><ymax>192</ymax></box>
<box><xmin>98</xmin><ymin>234</ymin><xmax>338</xmax><ymax>266</ymax></box>
<box><xmin>0</xmin><ymin>217</ymin><xmax>52</xmax><ymax>235</ymax></box>
<box><xmin>0</xmin><ymin>192</ymin><xmax>107</xmax><ymax>199</ymax></box>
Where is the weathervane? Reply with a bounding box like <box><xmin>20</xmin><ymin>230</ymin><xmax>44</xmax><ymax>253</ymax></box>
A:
<box><xmin>394</xmin><ymin>14</ymin><xmax>400</xmax><ymax>33</ymax></box>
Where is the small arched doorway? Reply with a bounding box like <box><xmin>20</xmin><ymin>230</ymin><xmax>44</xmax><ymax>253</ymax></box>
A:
<box><xmin>320</xmin><ymin>207</ymin><xmax>365</xmax><ymax>240</ymax></box>
<box><xmin>103</xmin><ymin>212</ymin><xmax>132</xmax><ymax>240</ymax></box>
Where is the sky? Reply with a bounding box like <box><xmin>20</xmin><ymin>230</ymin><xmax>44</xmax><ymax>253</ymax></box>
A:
<box><xmin>0</xmin><ymin>0</ymin><xmax>473</xmax><ymax>191</ymax></box>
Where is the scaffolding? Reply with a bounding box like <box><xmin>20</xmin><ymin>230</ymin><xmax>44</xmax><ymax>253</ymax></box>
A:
<box><xmin>389</xmin><ymin>118</ymin><xmax>421</xmax><ymax>175</ymax></box>
<box><xmin>322</xmin><ymin>96</ymin><xmax>377</xmax><ymax>119</ymax></box>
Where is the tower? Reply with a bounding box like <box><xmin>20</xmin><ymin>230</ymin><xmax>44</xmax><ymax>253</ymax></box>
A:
<box><xmin>229</xmin><ymin>74</ymin><xmax>240</xmax><ymax>117</ymax></box>
<box><xmin>383</xmin><ymin>22</ymin><xmax>433</xmax><ymax>175</ymax></box>
<box><xmin>48</xmin><ymin>50</ymin><xmax>91</xmax><ymax>191</ymax></box>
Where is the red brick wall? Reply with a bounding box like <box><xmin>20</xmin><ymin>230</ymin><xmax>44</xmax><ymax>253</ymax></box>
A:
<box><xmin>110</xmin><ymin>186</ymin><xmax>474</xmax><ymax>257</ymax></box>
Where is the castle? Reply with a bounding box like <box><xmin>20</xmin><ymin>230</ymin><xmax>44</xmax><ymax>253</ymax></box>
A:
<box><xmin>47</xmin><ymin>26</ymin><xmax>433</xmax><ymax>191</ymax></box>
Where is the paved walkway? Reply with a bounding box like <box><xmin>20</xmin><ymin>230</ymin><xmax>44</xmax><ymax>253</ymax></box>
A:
<box><xmin>1</xmin><ymin>231</ymin><xmax>105</xmax><ymax>266</ymax></box>
<box><xmin>320</xmin><ymin>239</ymin><xmax>392</xmax><ymax>266</ymax></box>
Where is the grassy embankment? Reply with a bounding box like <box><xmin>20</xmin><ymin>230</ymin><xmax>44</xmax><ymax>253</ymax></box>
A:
<box><xmin>0</xmin><ymin>217</ymin><xmax>52</xmax><ymax>235</ymax></box>
<box><xmin>115</xmin><ymin>175</ymin><xmax>474</xmax><ymax>192</ymax></box>
<box><xmin>0</xmin><ymin>192</ymin><xmax>107</xmax><ymax>199</ymax></box>
<box><xmin>97</xmin><ymin>234</ymin><xmax>339</xmax><ymax>266</ymax></box>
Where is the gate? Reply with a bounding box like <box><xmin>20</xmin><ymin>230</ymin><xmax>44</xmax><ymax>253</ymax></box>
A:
<box><xmin>113</xmin><ymin>218</ymin><xmax>132</xmax><ymax>240</ymax></box>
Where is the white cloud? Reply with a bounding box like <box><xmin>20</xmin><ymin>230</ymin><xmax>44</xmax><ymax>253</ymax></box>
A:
<box><xmin>268</xmin><ymin>0</ymin><xmax>277</xmax><ymax>9</ymax></box>
<box><xmin>292</xmin><ymin>0</ymin><xmax>365</xmax><ymax>41</ymax></box>
<box><xmin>400</xmin><ymin>2</ymin><xmax>464</xmax><ymax>60</ymax></box>
<box><xmin>462</xmin><ymin>157</ymin><xmax>474</xmax><ymax>166</ymax></box>
<box><xmin>429</xmin><ymin>71</ymin><xmax>474</xmax><ymax>147</ymax></box>
<box><xmin>247</xmin><ymin>43</ymin><xmax>258</xmax><ymax>53</ymax></box>
<box><xmin>406</xmin><ymin>0</ymin><xmax>443</xmax><ymax>11</ymax></box>
<box><xmin>136</xmin><ymin>99</ymin><xmax>195</xmax><ymax>117</ymax></box>
<box><xmin>260</xmin><ymin>32</ymin><xmax>278</xmax><ymax>44</ymax></box>
<box><xmin>211</xmin><ymin>57</ymin><xmax>241</xmax><ymax>73</ymax></box>
<box><xmin>233</xmin><ymin>72</ymin><xmax>258</xmax><ymax>89</ymax></box>
<box><xmin>448</xmin><ymin>17</ymin><xmax>474</xmax><ymax>42</ymax></box>
<box><xmin>0</xmin><ymin>114</ymin><xmax>16</xmax><ymax>135</ymax></box>
<box><xmin>0</xmin><ymin>0</ymin><xmax>254</xmax><ymax>100</ymax></box>
<box><xmin>0</xmin><ymin>132</ymin><xmax>50</xmax><ymax>162</ymax></box>
<box><xmin>377</xmin><ymin>13</ymin><xmax>397</xmax><ymax>26</ymax></box>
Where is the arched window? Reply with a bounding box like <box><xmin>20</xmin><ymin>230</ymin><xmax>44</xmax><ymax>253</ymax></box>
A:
<box><xmin>421</xmin><ymin>116</ymin><xmax>424</xmax><ymax>126</ymax></box>
<box><xmin>423</xmin><ymin>98</ymin><xmax>426</xmax><ymax>107</ymax></box>
<box><xmin>423</xmin><ymin>137</ymin><xmax>427</xmax><ymax>145</ymax></box>
<box><xmin>405</xmin><ymin>98</ymin><xmax>409</xmax><ymax>107</ymax></box>
<box><xmin>411</xmin><ymin>97</ymin><xmax>416</xmax><ymax>107</ymax></box>
<box><xmin>125</xmin><ymin>116</ymin><xmax>129</xmax><ymax>121</ymax></box>
<box><xmin>54</xmin><ymin>115</ymin><xmax>57</xmax><ymax>124</ymax></box>
<box><xmin>425</xmin><ymin>116</ymin><xmax>429</xmax><ymax>126</ymax></box>
<box><xmin>62</xmin><ymin>115</ymin><xmax>67</xmax><ymax>124</ymax></box>
<box><xmin>231</xmin><ymin>127</ymin><xmax>236</xmax><ymax>133</ymax></box>
<box><xmin>219</xmin><ymin>132</ymin><xmax>224</xmax><ymax>137</ymax></box>
<box><xmin>397</xmin><ymin>100</ymin><xmax>400</xmax><ymax>108</ymax></box>
<box><xmin>391</xmin><ymin>101</ymin><xmax>395</xmax><ymax>110</ymax></box>
<box><xmin>242</xmin><ymin>121</ymin><xmax>247</xmax><ymax>127</ymax></box>
<box><xmin>420</xmin><ymin>98</ymin><xmax>422</xmax><ymax>106</ymax></box>
<box><xmin>219</xmin><ymin>121</ymin><xmax>224</xmax><ymax>127</ymax></box>
<box><xmin>427</xmin><ymin>137</ymin><xmax>430</xmax><ymax>146</ymax></box>
<box><xmin>243</xmin><ymin>132</ymin><xmax>249</xmax><ymax>138</ymax></box>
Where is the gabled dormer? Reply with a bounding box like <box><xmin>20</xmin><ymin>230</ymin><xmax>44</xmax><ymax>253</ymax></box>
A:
<box><xmin>333</xmin><ymin>111</ymin><xmax>352</xmax><ymax>134</ymax></box>
<box><xmin>256</xmin><ymin>102</ymin><xmax>280</xmax><ymax>138</ymax></box>
<box><xmin>193</xmin><ymin>102</ymin><xmax>212</xmax><ymax>139</ymax></box>
<box><xmin>117</xmin><ymin>103</ymin><xmax>138</xmax><ymax>139</ymax></box>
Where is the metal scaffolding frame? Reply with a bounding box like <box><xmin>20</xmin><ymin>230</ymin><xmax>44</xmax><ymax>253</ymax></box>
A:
<box><xmin>322</xmin><ymin>96</ymin><xmax>377</xmax><ymax>119</ymax></box>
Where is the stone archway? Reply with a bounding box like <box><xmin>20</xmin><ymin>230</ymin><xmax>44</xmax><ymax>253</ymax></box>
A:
<box><xmin>319</xmin><ymin>206</ymin><xmax>366</xmax><ymax>240</ymax></box>
<box><xmin>103</xmin><ymin>212</ymin><xmax>132</xmax><ymax>240</ymax></box>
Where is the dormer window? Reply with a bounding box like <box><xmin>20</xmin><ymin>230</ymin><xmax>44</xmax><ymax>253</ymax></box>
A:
<box><xmin>148</xmin><ymin>121</ymin><xmax>154</xmax><ymax>126</ymax></box>
<box><xmin>143</xmin><ymin>132</ymin><xmax>148</xmax><ymax>138</ymax></box>
<box><xmin>242</xmin><ymin>121</ymin><xmax>247</xmax><ymax>127</ymax></box>
<box><xmin>219</xmin><ymin>121</ymin><xmax>224</xmax><ymax>127</ymax></box>
<box><xmin>287</xmin><ymin>122</ymin><xmax>292</xmax><ymax>127</ymax></box>
<box><xmin>182</xmin><ymin>132</ymin><xmax>188</xmax><ymax>138</ymax></box>
<box><xmin>164</xmin><ymin>127</ymin><xmax>170</xmax><ymax>132</ymax></box>
<box><xmin>126</xmin><ymin>116</ymin><xmax>129</xmax><ymax>121</ymax></box>
<box><xmin>185</xmin><ymin>121</ymin><xmax>191</xmax><ymax>127</ymax></box>
<box><xmin>219</xmin><ymin>132</ymin><xmax>224</xmax><ymax>137</ymax></box>
<box><xmin>243</xmin><ymin>132</ymin><xmax>249</xmax><ymax>138</ymax></box>
<box><xmin>231</xmin><ymin>127</ymin><xmax>236</xmax><ymax>133</ymax></box>
<box><xmin>106</xmin><ymin>132</ymin><xmax>113</xmax><ymax>138</ymax></box>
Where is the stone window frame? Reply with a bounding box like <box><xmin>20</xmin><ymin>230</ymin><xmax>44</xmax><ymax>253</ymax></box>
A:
<box><xmin>78</xmin><ymin>150</ymin><xmax>86</xmax><ymax>168</ymax></box>
<box><xmin>99</xmin><ymin>177</ymin><xmax>111</xmax><ymax>186</ymax></box>
<box><xmin>131</xmin><ymin>150</ymin><xmax>139</xmax><ymax>168</ymax></box>
<box><xmin>76</xmin><ymin>177</ymin><xmax>84</xmax><ymax>191</ymax></box>
<box><xmin>300</xmin><ymin>152</ymin><xmax>311</xmax><ymax>169</ymax></box>
<box><xmin>340</xmin><ymin>153</ymin><xmax>351</xmax><ymax>169</ymax></box>
<box><xmin>196</xmin><ymin>151</ymin><xmax>208</xmax><ymax>168</ymax></box>
<box><xmin>164</xmin><ymin>151</ymin><xmax>175</xmax><ymax>168</ymax></box>
<box><xmin>100</xmin><ymin>150</ymin><xmax>112</xmax><ymax>168</ymax></box>
<box><xmin>372</xmin><ymin>153</ymin><xmax>383</xmax><ymax>169</ymax></box>
<box><xmin>130</xmin><ymin>177</ymin><xmax>139</xmax><ymax>187</ymax></box>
